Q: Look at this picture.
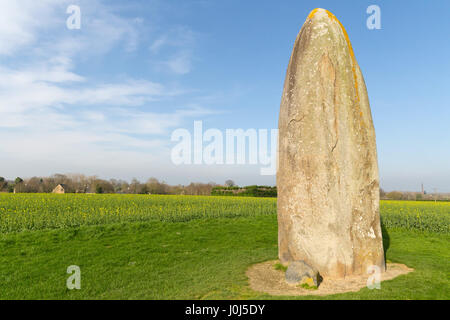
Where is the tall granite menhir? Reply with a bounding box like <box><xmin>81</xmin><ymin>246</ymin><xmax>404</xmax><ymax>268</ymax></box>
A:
<box><xmin>277</xmin><ymin>8</ymin><xmax>385</xmax><ymax>278</ymax></box>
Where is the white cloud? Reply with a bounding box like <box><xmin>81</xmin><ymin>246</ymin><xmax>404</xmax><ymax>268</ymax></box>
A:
<box><xmin>61</xmin><ymin>1</ymin><xmax>142</xmax><ymax>56</ymax></box>
<box><xmin>150</xmin><ymin>26</ymin><xmax>196</xmax><ymax>53</ymax></box>
<box><xmin>165</xmin><ymin>51</ymin><xmax>193</xmax><ymax>75</ymax></box>
<box><xmin>2</xmin><ymin>0</ymin><xmax>142</xmax><ymax>57</ymax></box>
<box><xmin>150</xmin><ymin>26</ymin><xmax>197</xmax><ymax>75</ymax></box>
<box><xmin>0</xmin><ymin>0</ymin><xmax>213</xmax><ymax>179</ymax></box>
<box><xmin>0</xmin><ymin>0</ymin><xmax>63</xmax><ymax>55</ymax></box>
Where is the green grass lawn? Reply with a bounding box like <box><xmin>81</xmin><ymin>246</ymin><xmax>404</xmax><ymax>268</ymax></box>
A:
<box><xmin>1</xmin><ymin>214</ymin><xmax>448</xmax><ymax>300</ymax></box>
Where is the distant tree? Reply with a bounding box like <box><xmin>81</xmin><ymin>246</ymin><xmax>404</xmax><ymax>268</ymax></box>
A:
<box><xmin>120</xmin><ymin>181</ymin><xmax>130</xmax><ymax>194</ymax></box>
<box><xmin>146</xmin><ymin>178</ymin><xmax>170</xmax><ymax>194</ymax></box>
<box><xmin>140</xmin><ymin>185</ymin><xmax>149</xmax><ymax>195</ymax></box>
<box><xmin>25</xmin><ymin>177</ymin><xmax>44</xmax><ymax>193</ymax></box>
<box><xmin>146</xmin><ymin>178</ymin><xmax>160</xmax><ymax>194</ymax></box>
<box><xmin>92</xmin><ymin>179</ymin><xmax>114</xmax><ymax>194</ymax></box>
<box><xmin>13</xmin><ymin>177</ymin><xmax>25</xmax><ymax>193</ymax></box>
<box><xmin>109</xmin><ymin>179</ymin><xmax>129</xmax><ymax>193</ymax></box>
<box><xmin>184</xmin><ymin>182</ymin><xmax>215</xmax><ymax>195</ymax></box>
<box><xmin>225</xmin><ymin>180</ymin><xmax>236</xmax><ymax>187</ymax></box>
<box><xmin>386</xmin><ymin>191</ymin><xmax>403</xmax><ymax>200</ymax></box>
<box><xmin>110</xmin><ymin>179</ymin><xmax>120</xmax><ymax>193</ymax></box>
<box><xmin>0</xmin><ymin>177</ymin><xmax>6</xmax><ymax>191</ymax></box>
<box><xmin>129</xmin><ymin>178</ymin><xmax>141</xmax><ymax>194</ymax></box>
<box><xmin>95</xmin><ymin>185</ymin><xmax>104</xmax><ymax>194</ymax></box>
<box><xmin>67</xmin><ymin>173</ymin><xmax>88</xmax><ymax>193</ymax></box>
<box><xmin>379</xmin><ymin>188</ymin><xmax>386</xmax><ymax>199</ymax></box>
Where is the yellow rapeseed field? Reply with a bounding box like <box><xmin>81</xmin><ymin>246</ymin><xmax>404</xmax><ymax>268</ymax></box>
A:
<box><xmin>0</xmin><ymin>194</ymin><xmax>448</xmax><ymax>234</ymax></box>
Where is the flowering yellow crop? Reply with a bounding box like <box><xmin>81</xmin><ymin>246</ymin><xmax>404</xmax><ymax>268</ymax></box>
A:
<box><xmin>0</xmin><ymin>194</ymin><xmax>448</xmax><ymax>234</ymax></box>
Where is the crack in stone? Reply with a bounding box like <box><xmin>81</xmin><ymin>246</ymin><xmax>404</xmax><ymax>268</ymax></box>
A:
<box><xmin>331</xmin><ymin>138</ymin><xmax>338</xmax><ymax>152</ymax></box>
<box><xmin>288</xmin><ymin>115</ymin><xmax>306</xmax><ymax>127</ymax></box>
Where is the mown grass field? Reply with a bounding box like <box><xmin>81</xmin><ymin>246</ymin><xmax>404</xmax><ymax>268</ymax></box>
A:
<box><xmin>0</xmin><ymin>194</ymin><xmax>449</xmax><ymax>299</ymax></box>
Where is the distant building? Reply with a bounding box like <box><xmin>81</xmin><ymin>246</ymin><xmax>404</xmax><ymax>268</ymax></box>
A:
<box><xmin>52</xmin><ymin>184</ymin><xmax>67</xmax><ymax>194</ymax></box>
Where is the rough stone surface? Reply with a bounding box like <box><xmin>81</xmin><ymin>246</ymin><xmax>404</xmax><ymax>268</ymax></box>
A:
<box><xmin>285</xmin><ymin>260</ymin><xmax>319</xmax><ymax>286</ymax></box>
<box><xmin>277</xmin><ymin>8</ymin><xmax>385</xmax><ymax>278</ymax></box>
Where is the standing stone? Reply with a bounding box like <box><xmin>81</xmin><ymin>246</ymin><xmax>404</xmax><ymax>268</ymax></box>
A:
<box><xmin>277</xmin><ymin>8</ymin><xmax>385</xmax><ymax>278</ymax></box>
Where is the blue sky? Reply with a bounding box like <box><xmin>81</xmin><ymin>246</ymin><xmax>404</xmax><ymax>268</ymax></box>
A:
<box><xmin>0</xmin><ymin>0</ymin><xmax>449</xmax><ymax>191</ymax></box>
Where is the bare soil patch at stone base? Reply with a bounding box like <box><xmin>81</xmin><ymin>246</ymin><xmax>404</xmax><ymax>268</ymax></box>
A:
<box><xmin>247</xmin><ymin>260</ymin><xmax>414</xmax><ymax>296</ymax></box>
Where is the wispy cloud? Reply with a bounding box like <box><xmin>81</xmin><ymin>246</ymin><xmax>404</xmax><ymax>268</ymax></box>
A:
<box><xmin>150</xmin><ymin>26</ymin><xmax>198</xmax><ymax>75</ymax></box>
<box><xmin>0</xmin><ymin>0</ymin><xmax>62</xmax><ymax>55</ymax></box>
<box><xmin>0</xmin><ymin>0</ymin><xmax>212</xmax><ymax>178</ymax></box>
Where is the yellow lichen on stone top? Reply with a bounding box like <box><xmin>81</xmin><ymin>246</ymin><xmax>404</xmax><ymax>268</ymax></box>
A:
<box><xmin>306</xmin><ymin>9</ymin><xmax>356</xmax><ymax>63</ymax></box>
<box><xmin>306</xmin><ymin>8</ymin><xmax>320</xmax><ymax>20</ymax></box>
<box><xmin>307</xmin><ymin>8</ymin><xmax>361</xmax><ymax>104</ymax></box>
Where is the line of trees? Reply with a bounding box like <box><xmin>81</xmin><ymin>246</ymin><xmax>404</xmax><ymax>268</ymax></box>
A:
<box><xmin>0</xmin><ymin>177</ymin><xmax>23</xmax><ymax>193</ymax></box>
<box><xmin>380</xmin><ymin>188</ymin><xmax>450</xmax><ymax>201</ymax></box>
<box><xmin>3</xmin><ymin>175</ymin><xmax>447</xmax><ymax>200</ymax></box>
<box><xmin>0</xmin><ymin>174</ymin><xmax>219</xmax><ymax>196</ymax></box>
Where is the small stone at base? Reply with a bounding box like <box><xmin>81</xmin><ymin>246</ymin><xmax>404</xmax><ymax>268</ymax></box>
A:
<box><xmin>285</xmin><ymin>260</ymin><xmax>319</xmax><ymax>286</ymax></box>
